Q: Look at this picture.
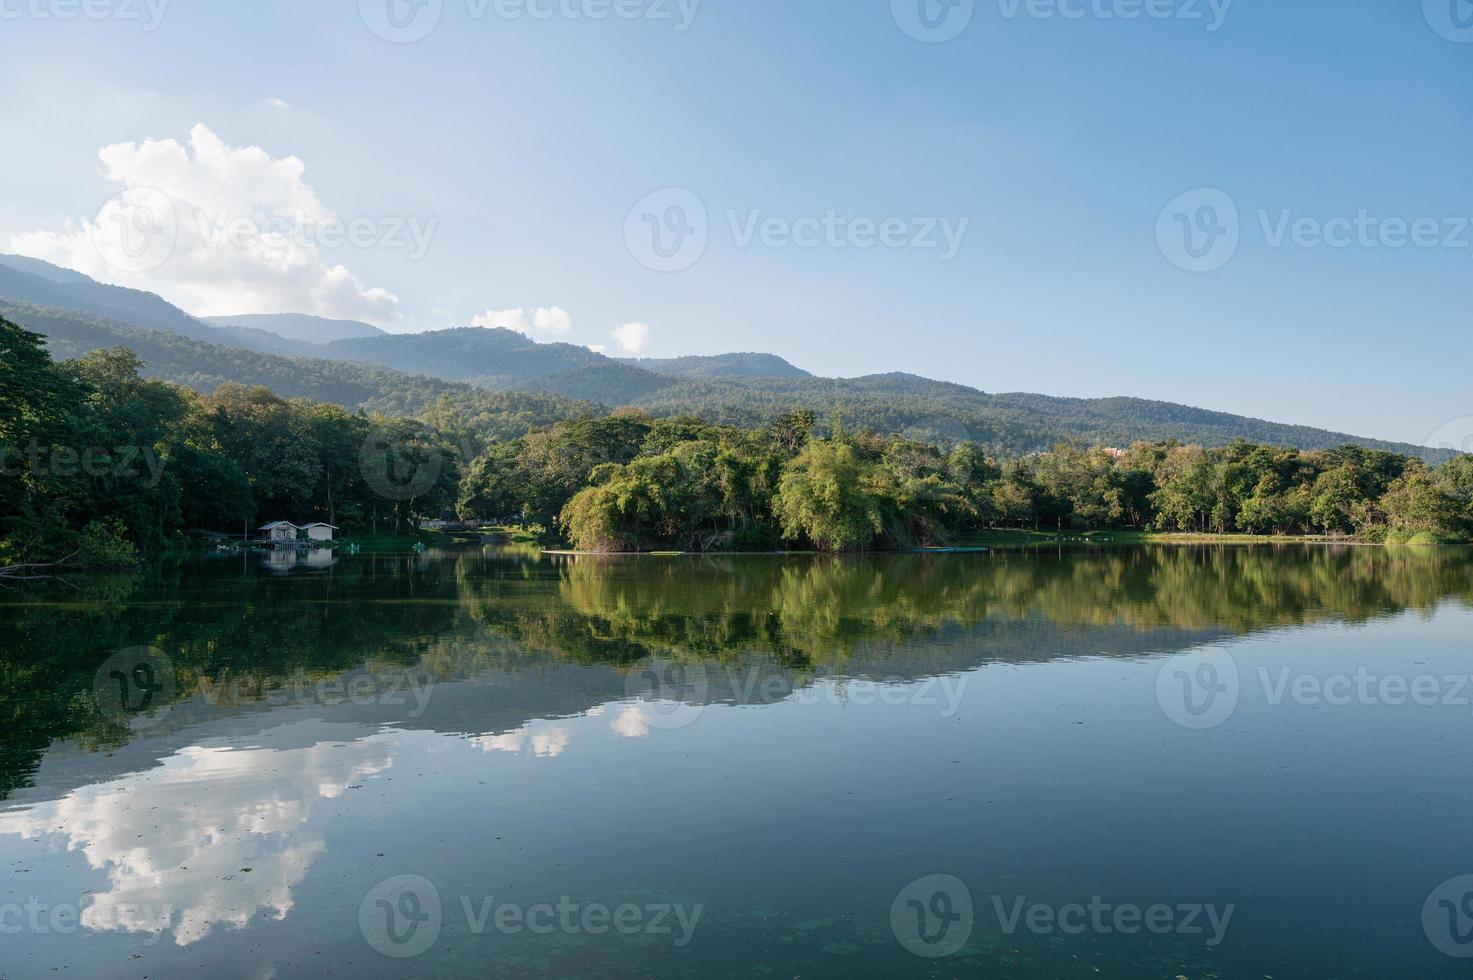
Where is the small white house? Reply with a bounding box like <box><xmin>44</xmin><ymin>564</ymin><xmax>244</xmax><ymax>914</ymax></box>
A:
<box><xmin>259</xmin><ymin>521</ymin><xmax>300</xmax><ymax>543</ymax></box>
<box><xmin>301</xmin><ymin>523</ymin><xmax>338</xmax><ymax>542</ymax></box>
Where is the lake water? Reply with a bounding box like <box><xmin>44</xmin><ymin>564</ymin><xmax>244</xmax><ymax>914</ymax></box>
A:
<box><xmin>3</xmin><ymin>545</ymin><xmax>1473</xmax><ymax>978</ymax></box>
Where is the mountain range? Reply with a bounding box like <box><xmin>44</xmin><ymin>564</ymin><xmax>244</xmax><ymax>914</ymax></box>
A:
<box><xmin>0</xmin><ymin>253</ymin><xmax>1452</xmax><ymax>462</ymax></box>
<box><xmin>203</xmin><ymin>313</ymin><xmax>386</xmax><ymax>345</ymax></box>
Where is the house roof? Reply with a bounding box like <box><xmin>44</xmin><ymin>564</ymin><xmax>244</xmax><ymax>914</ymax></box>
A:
<box><xmin>259</xmin><ymin>521</ymin><xmax>300</xmax><ymax>530</ymax></box>
<box><xmin>300</xmin><ymin>523</ymin><xmax>339</xmax><ymax>529</ymax></box>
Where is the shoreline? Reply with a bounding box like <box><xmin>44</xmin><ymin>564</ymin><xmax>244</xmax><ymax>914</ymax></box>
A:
<box><xmin>541</xmin><ymin>534</ymin><xmax>1468</xmax><ymax>557</ymax></box>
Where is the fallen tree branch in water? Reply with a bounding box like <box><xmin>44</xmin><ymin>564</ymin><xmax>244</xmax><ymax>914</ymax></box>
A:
<box><xmin>0</xmin><ymin>551</ymin><xmax>79</xmax><ymax>579</ymax></box>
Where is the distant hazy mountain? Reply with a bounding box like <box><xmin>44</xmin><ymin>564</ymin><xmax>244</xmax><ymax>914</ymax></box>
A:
<box><xmin>205</xmin><ymin>312</ymin><xmax>385</xmax><ymax>344</ymax></box>
<box><xmin>320</xmin><ymin>327</ymin><xmax>669</xmax><ymax>403</ymax></box>
<box><xmin>326</xmin><ymin>327</ymin><xmax>597</xmax><ymax>379</ymax></box>
<box><xmin>0</xmin><ymin>254</ymin><xmax>220</xmax><ymax>343</ymax></box>
<box><xmin>0</xmin><ymin>253</ymin><xmax>94</xmax><ymax>284</ymax></box>
<box><xmin>0</xmin><ymin>254</ymin><xmax>321</xmax><ymax>357</ymax></box>
<box><xmin>617</xmin><ymin>353</ymin><xmax>811</xmax><ymax>380</ymax></box>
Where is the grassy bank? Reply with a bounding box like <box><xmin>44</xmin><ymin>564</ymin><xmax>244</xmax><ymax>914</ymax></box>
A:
<box><xmin>957</xmin><ymin>528</ymin><xmax>1469</xmax><ymax>548</ymax></box>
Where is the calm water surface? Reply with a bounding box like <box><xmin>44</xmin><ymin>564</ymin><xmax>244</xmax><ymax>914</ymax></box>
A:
<box><xmin>3</xmin><ymin>545</ymin><xmax>1473</xmax><ymax>978</ymax></box>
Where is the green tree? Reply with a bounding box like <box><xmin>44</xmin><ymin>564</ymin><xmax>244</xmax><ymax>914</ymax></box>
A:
<box><xmin>774</xmin><ymin>438</ymin><xmax>886</xmax><ymax>552</ymax></box>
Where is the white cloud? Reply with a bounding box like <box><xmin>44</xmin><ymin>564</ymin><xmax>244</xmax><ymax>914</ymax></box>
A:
<box><xmin>611</xmin><ymin>705</ymin><xmax>651</xmax><ymax>738</ymax></box>
<box><xmin>471</xmin><ymin>306</ymin><xmax>573</xmax><ymax>338</ymax></box>
<box><xmin>587</xmin><ymin>344</ymin><xmax>608</xmax><ymax>355</ymax></box>
<box><xmin>611</xmin><ymin>321</ymin><xmax>652</xmax><ymax>354</ymax></box>
<box><xmin>0</xmin><ymin>727</ymin><xmax>394</xmax><ymax>946</ymax></box>
<box><xmin>470</xmin><ymin>720</ymin><xmax>571</xmax><ymax>758</ymax></box>
<box><xmin>9</xmin><ymin>123</ymin><xmax>402</xmax><ymax>324</ymax></box>
<box><xmin>265</xmin><ymin>96</ymin><xmax>291</xmax><ymax>110</ymax></box>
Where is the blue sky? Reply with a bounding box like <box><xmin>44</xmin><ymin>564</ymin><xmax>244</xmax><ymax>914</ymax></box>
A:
<box><xmin>1</xmin><ymin>0</ymin><xmax>1470</xmax><ymax>446</ymax></box>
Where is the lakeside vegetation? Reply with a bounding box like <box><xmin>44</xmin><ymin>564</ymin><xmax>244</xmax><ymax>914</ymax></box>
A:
<box><xmin>4</xmin><ymin>317</ymin><xmax>1470</xmax><ymax>563</ymax></box>
<box><xmin>463</xmin><ymin>411</ymin><xmax>1473</xmax><ymax>552</ymax></box>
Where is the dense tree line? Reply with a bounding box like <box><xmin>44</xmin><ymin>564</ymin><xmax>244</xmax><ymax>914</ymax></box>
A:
<box><xmin>456</xmin><ymin>411</ymin><xmax>1473</xmax><ymax>552</ymax></box>
<box><xmin>0</xmin><ymin>318</ymin><xmax>472</xmax><ymax>564</ymax></box>
<box><xmin>5</xmin><ymin>317</ymin><xmax>1471</xmax><ymax>562</ymax></box>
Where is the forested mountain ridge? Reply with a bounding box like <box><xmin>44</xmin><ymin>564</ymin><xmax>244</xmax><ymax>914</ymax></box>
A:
<box><xmin>616</xmin><ymin>352</ymin><xmax>811</xmax><ymax>379</ymax></box>
<box><xmin>3</xmin><ymin>300</ymin><xmax>598</xmax><ymax>443</ymax></box>
<box><xmin>0</xmin><ymin>254</ymin><xmax>1454</xmax><ymax>462</ymax></box>
<box><xmin>325</xmin><ymin>326</ymin><xmax>606</xmax><ymax>382</ymax></box>
<box><xmin>619</xmin><ymin>374</ymin><xmax>1453</xmax><ymax>463</ymax></box>
<box><xmin>205</xmin><ymin>312</ymin><xmax>386</xmax><ymax>344</ymax></box>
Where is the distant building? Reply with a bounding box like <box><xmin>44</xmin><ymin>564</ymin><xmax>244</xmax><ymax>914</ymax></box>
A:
<box><xmin>300</xmin><ymin>523</ymin><xmax>338</xmax><ymax>542</ymax></box>
<box><xmin>259</xmin><ymin>521</ymin><xmax>300</xmax><ymax>543</ymax></box>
